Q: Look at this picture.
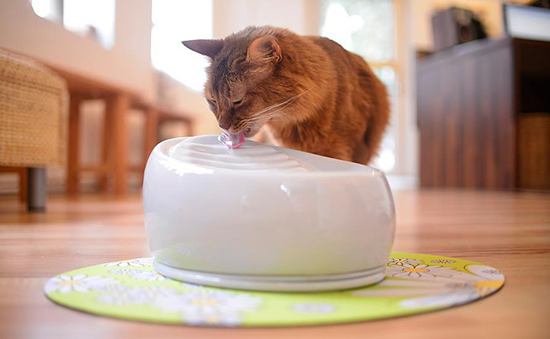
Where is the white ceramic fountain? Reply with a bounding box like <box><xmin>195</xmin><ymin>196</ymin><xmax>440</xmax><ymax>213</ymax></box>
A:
<box><xmin>143</xmin><ymin>135</ymin><xmax>395</xmax><ymax>292</ymax></box>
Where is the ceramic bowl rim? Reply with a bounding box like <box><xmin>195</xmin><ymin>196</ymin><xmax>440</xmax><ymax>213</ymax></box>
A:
<box><xmin>151</xmin><ymin>136</ymin><xmax>388</xmax><ymax>180</ymax></box>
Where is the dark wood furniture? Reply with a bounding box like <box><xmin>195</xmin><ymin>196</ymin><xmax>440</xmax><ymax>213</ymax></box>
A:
<box><xmin>417</xmin><ymin>37</ymin><xmax>550</xmax><ymax>190</ymax></box>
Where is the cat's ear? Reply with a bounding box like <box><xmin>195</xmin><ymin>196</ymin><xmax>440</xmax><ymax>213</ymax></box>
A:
<box><xmin>182</xmin><ymin>39</ymin><xmax>224</xmax><ymax>59</ymax></box>
<box><xmin>246</xmin><ymin>36</ymin><xmax>282</xmax><ymax>65</ymax></box>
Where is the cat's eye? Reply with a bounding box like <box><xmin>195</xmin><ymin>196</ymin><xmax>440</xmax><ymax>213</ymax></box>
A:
<box><xmin>206</xmin><ymin>99</ymin><xmax>217</xmax><ymax>112</ymax></box>
<box><xmin>232</xmin><ymin>99</ymin><xmax>243</xmax><ymax>107</ymax></box>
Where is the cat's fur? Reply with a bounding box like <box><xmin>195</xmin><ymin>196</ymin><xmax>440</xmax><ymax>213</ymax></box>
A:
<box><xmin>183</xmin><ymin>26</ymin><xmax>389</xmax><ymax>164</ymax></box>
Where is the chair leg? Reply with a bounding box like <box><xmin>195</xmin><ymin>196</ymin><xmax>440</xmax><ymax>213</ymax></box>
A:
<box><xmin>106</xmin><ymin>93</ymin><xmax>130</xmax><ymax>196</ymax></box>
<box><xmin>99</xmin><ymin>98</ymin><xmax>114</xmax><ymax>192</ymax></box>
<box><xmin>27</xmin><ymin>167</ymin><xmax>46</xmax><ymax>212</ymax></box>
<box><xmin>142</xmin><ymin>108</ymin><xmax>159</xmax><ymax>186</ymax></box>
<box><xmin>19</xmin><ymin>168</ymin><xmax>27</xmax><ymax>203</ymax></box>
<box><xmin>186</xmin><ymin>119</ymin><xmax>195</xmax><ymax>137</ymax></box>
<box><xmin>67</xmin><ymin>95</ymin><xmax>82</xmax><ymax>195</ymax></box>
<box><xmin>144</xmin><ymin>107</ymin><xmax>159</xmax><ymax>162</ymax></box>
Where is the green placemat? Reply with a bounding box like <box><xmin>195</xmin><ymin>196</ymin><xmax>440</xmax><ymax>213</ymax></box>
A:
<box><xmin>44</xmin><ymin>252</ymin><xmax>504</xmax><ymax>327</ymax></box>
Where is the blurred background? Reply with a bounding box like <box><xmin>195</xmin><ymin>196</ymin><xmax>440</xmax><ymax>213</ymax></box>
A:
<box><xmin>1</xmin><ymin>0</ymin><xmax>549</xmax><ymax>208</ymax></box>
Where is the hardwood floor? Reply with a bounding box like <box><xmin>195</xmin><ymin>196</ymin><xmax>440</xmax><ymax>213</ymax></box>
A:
<box><xmin>1</xmin><ymin>190</ymin><xmax>549</xmax><ymax>339</ymax></box>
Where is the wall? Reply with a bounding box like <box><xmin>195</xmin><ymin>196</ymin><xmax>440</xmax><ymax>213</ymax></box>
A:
<box><xmin>0</xmin><ymin>0</ymin><xmax>156</xmax><ymax>101</ymax></box>
<box><xmin>214</xmin><ymin>0</ymin><xmax>320</xmax><ymax>38</ymax></box>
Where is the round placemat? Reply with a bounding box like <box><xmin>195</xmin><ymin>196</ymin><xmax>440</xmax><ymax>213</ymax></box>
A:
<box><xmin>44</xmin><ymin>252</ymin><xmax>504</xmax><ymax>327</ymax></box>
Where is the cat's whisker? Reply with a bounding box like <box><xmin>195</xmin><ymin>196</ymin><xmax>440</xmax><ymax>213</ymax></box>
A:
<box><xmin>246</xmin><ymin>98</ymin><xmax>298</xmax><ymax>123</ymax></box>
<box><xmin>241</xmin><ymin>108</ymin><xmax>289</xmax><ymax>128</ymax></box>
<box><xmin>234</xmin><ymin>89</ymin><xmax>313</xmax><ymax>133</ymax></box>
<box><xmin>251</xmin><ymin>99</ymin><xmax>292</xmax><ymax>116</ymax></box>
<box><xmin>244</xmin><ymin>107</ymin><xmax>289</xmax><ymax>129</ymax></box>
<box><xmin>260</xmin><ymin>104</ymin><xmax>293</xmax><ymax>120</ymax></box>
<box><xmin>257</xmin><ymin>91</ymin><xmax>307</xmax><ymax>118</ymax></box>
<box><xmin>250</xmin><ymin>89</ymin><xmax>312</xmax><ymax>119</ymax></box>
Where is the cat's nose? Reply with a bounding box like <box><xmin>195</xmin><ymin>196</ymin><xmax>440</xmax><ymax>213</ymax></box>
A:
<box><xmin>219</xmin><ymin>116</ymin><xmax>232</xmax><ymax>130</ymax></box>
<box><xmin>219</xmin><ymin>120</ymin><xmax>232</xmax><ymax>130</ymax></box>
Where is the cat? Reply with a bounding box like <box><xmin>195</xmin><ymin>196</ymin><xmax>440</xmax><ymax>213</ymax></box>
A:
<box><xmin>183</xmin><ymin>26</ymin><xmax>389</xmax><ymax>164</ymax></box>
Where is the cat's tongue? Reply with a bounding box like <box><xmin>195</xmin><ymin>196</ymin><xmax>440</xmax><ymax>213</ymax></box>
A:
<box><xmin>218</xmin><ymin>132</ymin><xmax>245</xmax><ymax>149</ymax></box>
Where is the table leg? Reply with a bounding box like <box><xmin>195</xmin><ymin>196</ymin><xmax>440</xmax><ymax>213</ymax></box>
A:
<box><xmin>99</xmin><ymin>98</ymin><xmax>115</xmax><ymax>192</ymax></box>
<box><xmin>141</xmin><ymin>107</ymin><xmax>159</xmax><ymax>186</ymax></box>
<box><xmin>106</xmin><ymin>93</ymin><xmax>130</xmax><ymax>196</ymax></box>
<box><xmin>186</xmin><ymin>118</ymin><xmax>195</xmax><ymax>137</ymax></box>
<box><xmin>144</xmin><ymin>108</ymin><xmax>159</xmax><ymax>162</ymax></box>
<box><xmin>67</xmin><ymin>95</ymin><xmax>82</xmax><ymax>195</ymax></box>
<box><xmin>18</xmin><ymin>167</ymin><xmax>27</xmax><ymax>203</ymax></box>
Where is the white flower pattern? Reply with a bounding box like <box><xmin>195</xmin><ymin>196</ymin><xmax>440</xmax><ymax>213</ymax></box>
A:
<box><xmin>154</xmin><ymin>288</ymin><xmax>263</xmax><ymax>326</ymax></box>
<box><xmin>354</xmin><ymin>262</ymin><xmax>504</xmax><ymax>310</ymax></box>
<box><xmin>388</xmin><ymin>258</ymin><xmax>423</xmax><ymax>266</ymax></box>
<box><xmin>97</xmin><ymin>286</ymin><xmax>178</xmax><ymax>306</ymax></box>
<box><xmin>387</xmin><ymin>264</ymin><xmax>456</xmax><ymax>279</ymax></box>
<box><xmin>44</xmin><ymin>274</ymin><xmax>117</xmax><ymax>294</ymax></box>
<box><xmin>466</xmin><ymin>265</ymin><xmax>505</xmax><ymax>281</ymax></box>
<box><xmin>293</xmin><ymin>303</ymin><xmax>335</xmax><ymax>314</ymax></box>
<box><xmin>105</xmin><ymin>259</ymin><xmax>146</xmax><ymax>268</ymax></box>
<box><xmin>109</xmin><ymin>269</ymin><xmax>166</xmax><ymax>281</ymax></box>
<box><xmin>44</xmin><ymin>255</ymin><xmax>504</xmax><ymax>327</ymax></box>
<box><xmin>431</xmin><ymin>259</ymin><xmax>456</xmax><ymax>264</ymax></box>
<box><xmin>400</xmin><ymin>291</ymin><xmax>476</xmax><ymax>309</ymax></box>
<box><xmin>133</xmin><ymin>257</ymin><xmax>154</xmax><ymax>266</ymax></box>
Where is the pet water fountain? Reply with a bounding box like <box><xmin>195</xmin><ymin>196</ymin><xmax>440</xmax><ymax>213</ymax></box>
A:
<box><xmin>143</xmin><ymin>135</ymin><xmax>395</xmax><ymax>292</ymax></box>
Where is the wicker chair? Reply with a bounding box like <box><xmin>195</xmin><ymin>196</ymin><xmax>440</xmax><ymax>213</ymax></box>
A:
<box><xmin>0</xmin><ymin>49</ymin><xmax>68</xmax><ymax>211</ymax></box>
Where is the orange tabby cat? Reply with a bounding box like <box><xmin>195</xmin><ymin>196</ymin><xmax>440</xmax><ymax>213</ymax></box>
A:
<box><xmin>183</xmin><ymin>26</ymin><xmax>389</xmax><ymax>164</ymax></box>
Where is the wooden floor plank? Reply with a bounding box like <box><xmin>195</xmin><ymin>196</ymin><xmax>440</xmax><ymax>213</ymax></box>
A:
<box><xmin>0</xmin><ymin>190</ymin><xmax>549</xmax><ymax>338</ymax></box>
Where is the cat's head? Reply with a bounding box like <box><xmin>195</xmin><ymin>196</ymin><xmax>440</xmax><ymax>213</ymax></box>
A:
<box><xmin>183</xmin><ymin>27</ymin><xmax>298</xmax><ymax>137</ymax></box>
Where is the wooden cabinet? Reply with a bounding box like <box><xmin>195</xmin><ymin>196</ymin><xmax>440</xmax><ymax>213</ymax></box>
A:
<box><xmin>417</xmin><ymin>37</ymin><xmax>550</xmax><ymax>190</ymax></box>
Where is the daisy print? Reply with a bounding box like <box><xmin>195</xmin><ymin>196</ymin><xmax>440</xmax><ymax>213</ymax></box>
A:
<box><xmin>431</xmin><ymin>259</ymin><xmax>456</xmax><ymax>264</ymax></box>
<box><xmin>388</xmin><ymin>258</ymin><xmax>423</xmax><ymax>267</ymax></box>
<box><xmin>387</xmin><ymin>264</ymin><xmax>456</xmax><ymax>279</ymax></box>
<box><xmin>353</xmin><ymin>271</ymin><xmax>501</xmax><ymax>299</ymax></box>
<box><xmin>108</xmin><ymin>269</ymin><xmax>166</xmax><ymax>281</ymax></box>
<box><xmin>466</xmin><ymin>265</ymin><xmax>505</xmax><ymax>281</ymax></box>
<box><xmin>293</xmin><ymin>303</ymin><xmax>335</xmax><ymax>314</ymax></box>
<box><xmin>132</xmin><ymin>271</ymin><xmax>166</xmax><ymax>282</ymax></box>
<box><xmin>133</xmin><ymin>257</ymin><xmax>154</xmax><ymax>266</ymax></box>
<box><xmin>107</xmin><ymin>268</ymin><xmax>133</xmax><ymax>275</ymax></box>
<box><xmin>44</xmin><ymin>274</ymin><xmax>117</xmax><ymax>294</ymax></box>
<box><xmin>399</xmin><ymin>291</ymin><xmax>477</xmax><ymax>309</ymax></box>
<box><xmin>97</xmin><ymin>286</ymin><xmax>178</xmax><ymax>306</ymax></box>
<box><xmin>470</xmin><ymin>280</ymin><xmax>504</xmax><ymax>297</ymax></box>
<box><xmin>104</xmin><ymin>259</ymin><xmax>146</xmax><ymax>268</ymax></box>
<box><xmin>154</xmin><ymin>289</ymin><xmax>263</xmax><ymax>326</ymax></box>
